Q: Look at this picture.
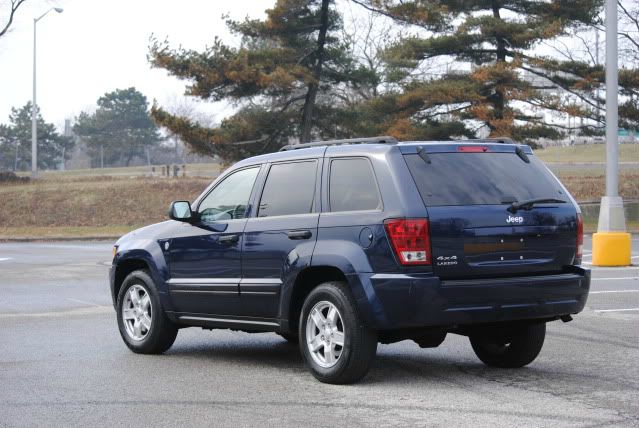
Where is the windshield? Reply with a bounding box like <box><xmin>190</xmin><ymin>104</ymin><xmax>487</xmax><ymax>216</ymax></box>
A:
<box><xmin>404</xmin><ymin>152</ymin><xmax>564</xmax><ymax>206</ymax></box>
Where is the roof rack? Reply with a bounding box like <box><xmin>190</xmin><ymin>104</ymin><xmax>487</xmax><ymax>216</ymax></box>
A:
<box><xmin>280</xmin><ymin>136</ymin><xmax>398</xmax><ymax>151</ymax></box>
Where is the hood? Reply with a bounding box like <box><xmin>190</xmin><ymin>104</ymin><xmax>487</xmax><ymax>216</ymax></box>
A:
<box><xmin>116</xmin><ymin>220</ymin><xmax>181</xmax><ymax>245</ymax></box>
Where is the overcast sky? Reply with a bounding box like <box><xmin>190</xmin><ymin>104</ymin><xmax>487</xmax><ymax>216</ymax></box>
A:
<box><xmin>0</xmin><ymin>0</ymin><xmax>269</xmax><ymax>130</ymax></box>
<box><xmin>1</xmin><ymin>0</ymin><xmax>603</xmax><ymax>133</ymax></box>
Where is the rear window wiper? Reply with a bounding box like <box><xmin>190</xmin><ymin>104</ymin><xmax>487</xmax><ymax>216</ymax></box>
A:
<box><xmin>507</xmin><ymin>198</ymin><xmax>566</xmax><ymax>213</ymax></box>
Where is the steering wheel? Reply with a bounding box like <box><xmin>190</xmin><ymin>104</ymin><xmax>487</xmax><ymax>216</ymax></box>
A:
<box><xmin>230</xmin><ymin>204</ymin><xmax>245</xmax><ymax>219</ymax></box>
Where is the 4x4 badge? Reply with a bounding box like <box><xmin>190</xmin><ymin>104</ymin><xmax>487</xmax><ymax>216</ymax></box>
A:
<box><xmin>436</xmin><ymin>255</ymin><xmax>458</xmax><ymax>266</ymax></box>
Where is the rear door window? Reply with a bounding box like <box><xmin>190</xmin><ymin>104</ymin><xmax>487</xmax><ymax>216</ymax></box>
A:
<box><xmin>329</xmin><ymin>158</ymin><xmax>382</xmax><ymax>212</ymax></box>
<box><xmin>404</xmin><ymin>152</ymin><xmax>563</xmax><ymax>206</ymax></box>
<box><xmin>258</xmin><ymin>160</ymin><xmax>317</xmax><ymax>217</ymax></box>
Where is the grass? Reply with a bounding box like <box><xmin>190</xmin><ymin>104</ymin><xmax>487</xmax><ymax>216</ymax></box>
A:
<box><xmin>535</xmin><ymin>143</ymin><xmax>639</xmax><ymax>163</ymax></box>
<box><xmin>557</xmin><ymin>172</ymin><xmax>639</xmax><ymax>202</ymax></box>
<box><xmin>0</xmin><ymin>226</ymin><xmax>141</xmax><ymax>241</ymax></box>
<box><xmin>0</xmin><ymin>176</ymin><xmax>211</xmax><ymax>240</ymax></box>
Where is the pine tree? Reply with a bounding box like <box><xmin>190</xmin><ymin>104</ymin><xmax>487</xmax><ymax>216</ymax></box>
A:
<box><xmin>352</xmin><ymin>0</ymin><xmax>604</xmax><ymax>143</ymax></box>
<box><xmin>0</xmin><ymin>103</ymin><xmax>73</xmax><ymax>171</ymax></box>
<box><xmin>149</xmin><ymin>0</ymin><xmax>378</xmax><ymax>161</ymax></box>
<box><xmin>73</xmin><ymin>88</ymin><xmax>161</xmax><ymax>167</ymax></box>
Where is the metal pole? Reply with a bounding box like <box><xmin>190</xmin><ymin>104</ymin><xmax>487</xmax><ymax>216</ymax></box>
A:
<box><xmin>595</xmin><ymin>30</ymin><xmax>601</xmax><ymax>122</ymax></box>
<box><xmin>31</xmin><ymin>18</ymin><xmax>37</xmax><ymax>179</ymax></box>
<box><xmin>605</xmin><ymin>0</ymin><xmax>618</xmax><ymax>197</ymax></box>
<box><xmin>30</xmin><ymin>8</ymin><xmax>63</xmax><ymax>178</ymax></box>
<box><xmin>593</xmin><ymin>0</ymin><xmax>630</xmax><ymax>267</ymax></box>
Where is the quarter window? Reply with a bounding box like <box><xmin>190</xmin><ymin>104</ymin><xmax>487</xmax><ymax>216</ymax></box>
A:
<box><xmin>198</xmin><ymin>167</ymin><xmax>260</xmax><ymax>222</ymax></box>
<box><xmin>258</xmin><ymin>160</ymin><xmax>318</xmax><ymax>217</ymax></box>
<box><xmin>329</xmin><ymin>158</ymin><xmax>381</xmax><ymax>212</ymax></box>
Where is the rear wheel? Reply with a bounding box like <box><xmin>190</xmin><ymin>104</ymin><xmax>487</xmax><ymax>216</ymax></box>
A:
<box><xmin>116</xmin><ymin>270</ymin><xmax>178</xmax><ymax>354</ymax></box>
<box><xmin>469</xmin><ymin>322</ymin><xmax>546</xmax><ymax>368</ymax></box>
<box><xmin>299</xmin><ymin>281</ymin><xmax>377</xmax><ymax>384</ymax></box>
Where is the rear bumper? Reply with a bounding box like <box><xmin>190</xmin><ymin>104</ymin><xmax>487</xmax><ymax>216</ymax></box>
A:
<box><xmin>350</xmin><ymin>267</ymin><xmax>590</xmax><ymax>329</ymax></box>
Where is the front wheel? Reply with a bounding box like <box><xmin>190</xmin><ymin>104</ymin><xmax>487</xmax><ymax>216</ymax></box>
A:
<box><xmin>116</xmin><ymin>270</ymin><xmax>178</xmax><ymax>354</ymax></box>
<box><xmin>469</xmin><ymin>322</ymin><xmax>546</xmax><ymax>368</ymax></box>
<box><xmin>299</xmin><ymin>281</ymin><xmax>377</xmax><ymax>384</ymax></box>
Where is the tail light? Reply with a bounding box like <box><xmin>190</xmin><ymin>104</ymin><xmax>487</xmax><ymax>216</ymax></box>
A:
<box><xmin>576</xmin><ymin>213</ymin><xmax>584</xmax><ymax>260</ymax></box>
<box><xmin>384</xmin><ymin>219</ymin><xmax>431</xmax><ymax>265</ymax></box>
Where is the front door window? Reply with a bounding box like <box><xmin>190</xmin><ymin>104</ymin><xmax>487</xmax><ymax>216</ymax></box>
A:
<box><xmin>198</xmin><ymin>167</ymin><xmax>260</xmax><ymax>222</ymax></box>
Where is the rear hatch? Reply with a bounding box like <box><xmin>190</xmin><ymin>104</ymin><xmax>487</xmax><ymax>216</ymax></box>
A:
<box><xmin>402</xmin><ymin>143</ymin><xmax>579</xmax><ymax>280</ymax></box>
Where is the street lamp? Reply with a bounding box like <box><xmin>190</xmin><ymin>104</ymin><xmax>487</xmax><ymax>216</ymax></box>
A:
<box><xmin>31</xmin><ymin>7</ymin><xmax>63</xmax><ymax>179</ymax></box>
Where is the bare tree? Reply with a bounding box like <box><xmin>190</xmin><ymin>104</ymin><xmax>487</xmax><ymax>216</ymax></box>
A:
<box><xmin>0</xmin><ymin>0</ymin><xmax>28</xmax><ymax>39</ymax></box>
<box><xmin>618</xmin><ymin>0</ymin><xmax>639</xmax><ymax>65</ymax></box>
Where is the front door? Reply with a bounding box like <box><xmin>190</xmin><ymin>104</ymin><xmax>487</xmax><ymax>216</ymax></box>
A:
<box><xmin>241</xmin><ymin>159</ymin><xmax>321</xmax><ymax>318</ymax></box>
<box><xmin>168</xmin><ymin>166</ymin><xmax>261</xmax><ymax>316</ymax></box>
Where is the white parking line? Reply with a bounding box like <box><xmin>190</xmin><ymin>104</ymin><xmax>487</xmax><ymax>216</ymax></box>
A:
<box><xmin>594</xmin><ymin>308</ymin><xmax>639</xmax><ymax>313</ymax></box>
<box><xmin>591</xmin><ymin>277</ymin><xmax>639</xmax><ymax>281</ymax></box>
<box><xmin>583</xmin><ymin>264</ymin><xmax>639</xmax><ymax>270</ymax></box>
<box><xmin>65</xmin><ymin>298</ymin><xmax>103</xmax><ymax>307</ymax></box>
<box><xmin>590</xmin><ymin>290</ymin><xmax>639</xmax><ymax>294</ymax></box>
<box><xmin>0</xmin><ymin>257</ymin><xmax>12</xmax><ymax>262</ymax></box>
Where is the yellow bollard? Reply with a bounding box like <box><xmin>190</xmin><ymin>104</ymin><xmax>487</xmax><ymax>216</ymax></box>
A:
<box><xmin>592</xmin><ymin>232</ymin><xmax>632</xmax><ymax>266</ymax></box>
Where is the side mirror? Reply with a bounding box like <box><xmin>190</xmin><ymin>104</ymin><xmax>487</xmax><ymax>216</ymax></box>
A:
<box><xmin>168</xmin><ymin>201</ymin><xmax>193</xmax><ymax>222</ymax></box>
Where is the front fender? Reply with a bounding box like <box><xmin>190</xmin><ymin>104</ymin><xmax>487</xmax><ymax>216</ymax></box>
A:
<box><xmin>113</xmin><ymin>238</ymin><xmax>174</xmax><ymax>311</ymax></box>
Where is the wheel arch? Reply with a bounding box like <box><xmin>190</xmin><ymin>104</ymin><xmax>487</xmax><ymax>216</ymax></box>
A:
<box><xmin>111</xmin><ymin>258</ymin><xmax>151</xmax><ymax>307</ymax></box>
<box><xmin>111</xmin><ymin>245</ymin><xmax>168</xmax><ymax>307</ymax></box>
<box><xmin>284</xmin><ymin>265</ymin><xmax>348</xmax><ymax>335</ymax></box>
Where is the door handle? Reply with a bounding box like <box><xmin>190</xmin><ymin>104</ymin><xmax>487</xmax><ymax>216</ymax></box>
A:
<box><xmin>288</xmin><ymin>230</ymin><xmax>312</xmax><ymax>240</ymax></box>
<box><xmin>219</xmin><ymin>234</ymin><xmax>239</xmax><ymax>244</ymax></box>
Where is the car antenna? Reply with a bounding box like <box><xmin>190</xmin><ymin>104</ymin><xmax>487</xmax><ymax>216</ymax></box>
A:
<box><xmin>515</xmin><ymin>146</ymin><xmax>530</xmax><ymax>163</ymax></box>
<box><xmin>417</xmin><ymin>146</ymin><xmax>431</xmax><ymax>164</ymax></box>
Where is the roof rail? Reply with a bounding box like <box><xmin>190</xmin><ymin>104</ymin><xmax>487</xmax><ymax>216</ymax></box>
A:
<box><xmin>280</xmin><ymin>136</ymin><xmax>398</xmax><ymax>151</ymax></box>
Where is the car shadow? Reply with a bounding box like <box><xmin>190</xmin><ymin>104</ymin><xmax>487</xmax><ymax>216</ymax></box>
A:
<box><xmin>155</xmin><ymin>331</ymin><xmax>632</xmax><ymax>392</ymax></box>
<box><xmin>165</xmin><ymin>331</ymin><xmax>305</xmax><ymax>369</ymax></box>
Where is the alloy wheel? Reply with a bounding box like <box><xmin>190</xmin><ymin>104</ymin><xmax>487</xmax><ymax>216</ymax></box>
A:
<box><xmin>305</xmin><ymin>300</ymin><xmax>345</xmax><ymax>368</ymax></box>
<box><xmin>122</xmin><ymin>284</ymin><xmax>152</xmax><ymax>341</ymax></box>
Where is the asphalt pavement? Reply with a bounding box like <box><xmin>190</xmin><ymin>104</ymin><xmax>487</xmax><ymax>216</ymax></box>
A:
<box><xmin>0</xmin><ymin>236</ymin><xmax>637</xmax><ymax>427</ymax></box>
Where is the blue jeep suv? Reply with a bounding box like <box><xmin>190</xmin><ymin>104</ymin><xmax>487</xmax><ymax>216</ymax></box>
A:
<box><xmin>110</xmin><ymin>136</ymin><xmax>589</xmax><ymax>384</ymax></box>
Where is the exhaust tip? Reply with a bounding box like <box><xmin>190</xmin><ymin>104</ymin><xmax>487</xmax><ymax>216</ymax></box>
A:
<box><xmin>560</xmin><ymin>315</ymin><xmax>573</xmax><ymax>323</ymax></box>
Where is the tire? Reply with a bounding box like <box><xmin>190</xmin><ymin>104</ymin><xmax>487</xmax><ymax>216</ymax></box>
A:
<box><xmin>299</xmin><ymin>281</ymin><xmax>377</xmax><ymax>384</ymax></box>
<box><xmin>277</xmin><ymin>332</ymin><xmax>299</xmax><ymax>344</ymax></box>
<box><xmin>469</xmin><ymin>322</ymin><xmax>546</xmax><ymax>368</ymax></box>
<box><xmin>116</xmin><ymin>270</ymin><xmax>178</xmax><ymax>354</ymax></box>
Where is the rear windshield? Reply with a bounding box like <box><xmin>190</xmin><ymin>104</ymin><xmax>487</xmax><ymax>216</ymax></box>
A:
<box><xmin>404</xmin><ymin>152</ymin><xmax>564</xmax><ymax>206</ymax></box>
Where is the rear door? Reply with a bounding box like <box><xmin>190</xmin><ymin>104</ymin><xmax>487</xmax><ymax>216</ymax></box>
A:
<box><xmin>402</xmin><ymin>144</ymin><xmax>579</xmax><ymax>279</ymax></box>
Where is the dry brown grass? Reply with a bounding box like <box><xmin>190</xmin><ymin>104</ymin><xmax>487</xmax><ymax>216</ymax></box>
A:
<box><xmin>557</xmin><ymin>173</ymin><xmax>639</xmax><ymax>202</ymax></box>
<box><xmin>0</xmin><ymin>176</ymin><xmax>211</xmax><ymax>229</ymax></box>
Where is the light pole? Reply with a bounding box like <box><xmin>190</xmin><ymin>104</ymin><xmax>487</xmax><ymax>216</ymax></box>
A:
<box><xmin>31</xmin><ymin>7</ymin><xmax>63</xmax><ymax>179</ymax></box>
<box><xmin>592</xmin><ymin>0</ymin><xmax>631</xmax><ymax>266</ymax></box>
